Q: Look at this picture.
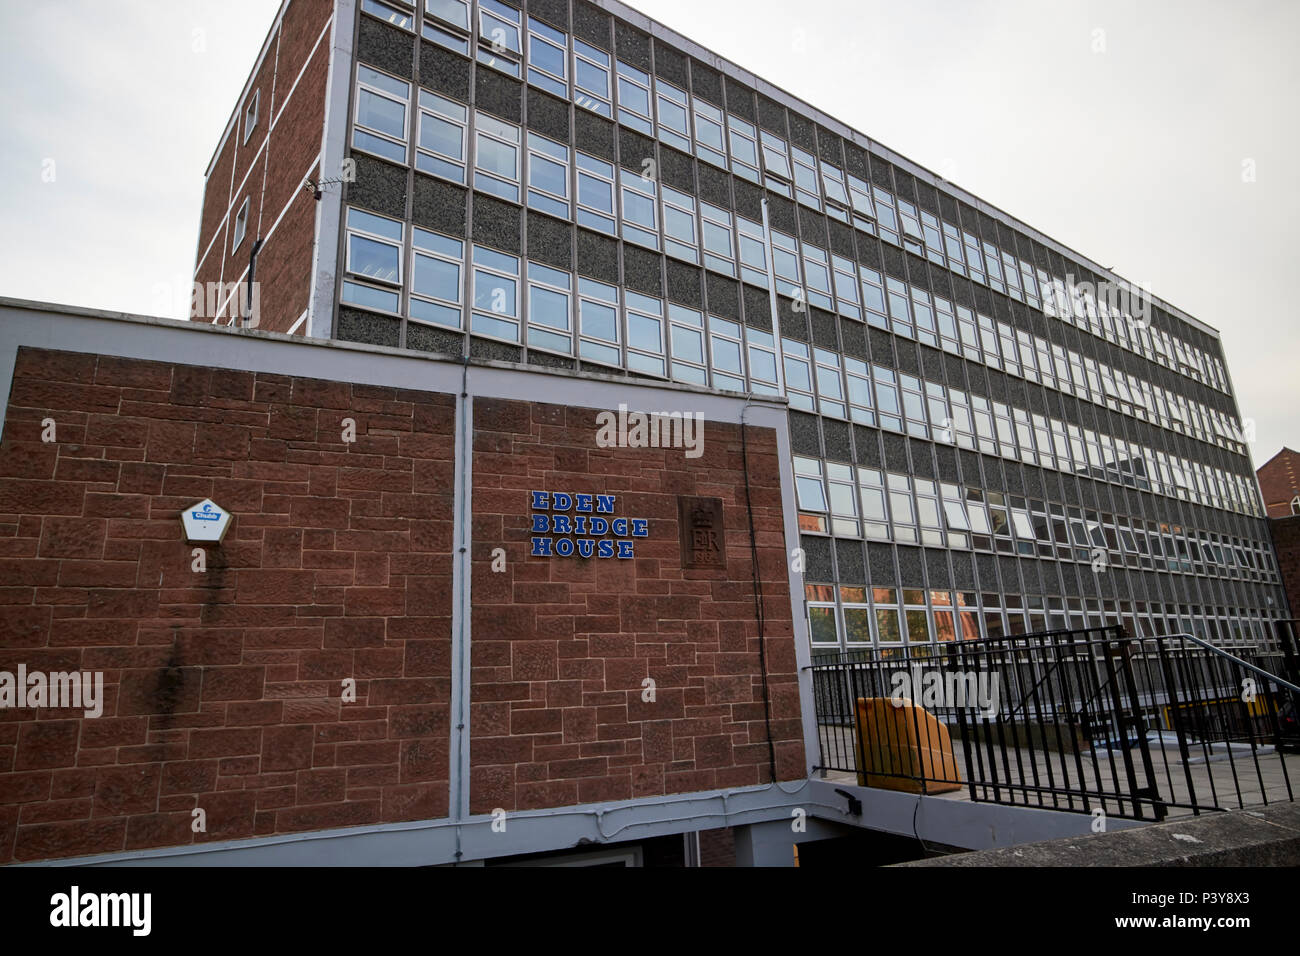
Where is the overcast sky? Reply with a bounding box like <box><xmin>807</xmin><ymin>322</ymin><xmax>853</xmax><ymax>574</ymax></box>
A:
<box><xmin>0</xmin><ymin>0</ymin><xmax>1294</xmax><ymax>466</ymax></box>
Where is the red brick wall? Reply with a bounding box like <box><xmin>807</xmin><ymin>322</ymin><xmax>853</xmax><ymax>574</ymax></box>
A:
<box><xmin>469</xmin><ymin>398</ymin><xmax>805</xmax><ymax>813</ymax></box>
<box><xmin>193</xmin><ymin>0</ymin><xmax>333</xmax><ymax>333</ymax></box>
<box><xmin>1269</xmin><ymin>516</ymin><xmax>1300</xmax><ymax>618</ymax></box>
<box><xmin>1258</xmin><ymin>449</ymin><xmax>1300</xmax><ymax>518</ymax></box>
<box><xmin>0</xmin><ymin>347</ymin><xmax>455</xmax><ymax>864</ymax></box>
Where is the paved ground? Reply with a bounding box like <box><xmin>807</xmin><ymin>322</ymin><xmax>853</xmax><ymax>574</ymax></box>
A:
<box><xmin>818</xmin><ymin>724</ymin><xmax>1298</xmax><ymax>820</ymax></box>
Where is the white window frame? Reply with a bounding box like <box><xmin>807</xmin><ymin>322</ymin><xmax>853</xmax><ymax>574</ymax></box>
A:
<box><xmin>415</xmin><ymin>90</ymin><xmax>468</xmax><ymax>182</ymax></box>
<box><xmin>243</xmin><ymin>90</ymin><xmax>259</xmax><ymax>144</ymax></box>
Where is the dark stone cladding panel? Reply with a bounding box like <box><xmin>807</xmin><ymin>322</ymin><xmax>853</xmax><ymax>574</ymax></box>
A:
<box><xmin>882</xmin><ymin>433</ymin><xmax>908</xmax><ymax>472</ymax></box>
<box><xmin>908</xmin><ymin>440</ymin><xmax>935</xmax><ymax>479</ymax></box>
<box><xmin>347</xmin><ymin>155</ymin><xmax>407</xmax><ymax>221</ymax></box>
<box><xmin>926</xmin><ymin>550</ymin><xmax>951</xmax><ymax>588</ymax></box>
<box><xmin>725</xmin><ymin>76</ymin><xmax>756</xmax><ymax>121</ymax></box>
<box><xmin>698</xmin><ymin>163</ymin><xmax>731</xmax><ymax>208</ymax></box>
<box><xmin>705</xmin><ymin>273</ymin><xmax>739</xmax><ymax>319</ymax></box>
<box><xmin>623</xmin><ymin>243</ymin><xmax>663</xmax><ymax>296</ymax></box>
<box><xmin>898</xmin><ymin>546</ymin><xmax>925</xmax><ymax>586</ymax></box>
<box><xmin>952</xmin><ymin>553</ymin><xmax>975</xmax><ymax>589</ymax></box>
<box><xmin>778</xmin><ymin>306</ymin><xmax>808</xmax><ymax>342</ymax></box>
<box><xmin>471</xmin><ymin>194</ymin><xmax>522</xmax><ymax>255</ymax></box>
<box><xmin>797</xmin><ymin>205</ymin><xmax>828</xmax><ymax>245</ymax></box>
<box><xmin>823</xmin><ymin>419</ymin><xmax>850</xmax><ymax>462</ymax></box>
<box><xmin>576</xmin><ymin>229</ymin><xmax>618</xmax><ymax>282</ymax></box>
<box><xmin>419</xmin><ymin>42</ymin><xmax>470</xmax><ymax>100</ymax></box>
<box><xmin>809</xmin><ymin>310</ymin><xmax>837</xmax><ymax>350</ymax></box>
<box><xmin>936</xmin><ymin>447</ymin><xmax>960</xmax><ymax>483</ymax></box>
<box><xmin>840</xmin><ymin>322</ymin><xmax>867</xmax><ymax>359</ymax></box>
<box><xmin>529</xmin><ymin>0</ymin><xmax>569</xmax><ymax>31</ymax></box>
<box><xmin>528</xmin><ymin>351</ymin><xmax>576</xmax><ymax>371</ymax></box>
<box><xmin>790</xmin><ymin>412</ymin><xmax>821</xmax><ymax>456</ymax></box>
<box><xmin>741</xmin><ymin>285</ymin><xmax>771</xmax><ymax>331</ymax></box>
<box><xmin>652</xmin><ymin>41</ymin><xmax>688</xmax><ymax>86</ymax></box>
<box><xmin>868</xmin><ymin>543</ymin><xmax>894</xmax><ymax>584</ymax></box>
<box><xmin>574</xmin><ymin>111</ymin><xmax>616</xmax><ymax>161</ymax></box>
<box><xmin>690</xmin><ymin>60</ymin><xmax>723</xmax><ymax>107</ymax></box>
<box><xmin>803</xmin><ymin>536</ymin><xmax>834</xmax><ymax>581</ymax></box>
<box><xmin>525</xmin><ymin>212</ymin><xmax>573</xmax><ymax>271</ymax></box>
<box><xmin>613</xmin><ymin>20</ymin><xmax>651</xmax><ymax>70</ymax></box>
<box><xmin>412</xmin><ymin>176</ymin><xmax>466</xmax><ymax>236</ymax></box>
<box><xmin>337</xmin><ymin>307</ymin><xmax>400</xmax><ymax>347</ymax></box>
<box><xmin>573</xmin><ymin>0</ymin><xmax>612</xmax><ymax>49</ymax></box>
<box><xmin>854</xmin><ymin>427</ymin><xmax>880</xmax><ymax>466</ymax></box>
<box><xmin>619</xmin><ymin>128</ymin><xmax>657</xmax><ymax>173</ymax></box>
<box><xmin>658</xmin><ymin>145</ymin><xmax>694</xmax><ymax>193</ymax></box>
<box><xmin>357</xmin><ymin>17</ymin><xmax>414</xmax><ymax>78</ymax></box>
<box><xmin>470</xmin><ymin>338</ymin><xmax>523</xmax><ymax>363</ymax></box>
<box><xmin>786</xmin><ymin>111</ymin><xmax>815</xmax><ymax>152</ymax></box>
<box><xmin>475</xmin><ymin>69</ymin><xmax>523</xmax><ymax>123</ymax></box>
<box><xmin>666</xmin><ymin>259</ymin><xmax>703</xmax><ymax>308</ymax></box>
<box><xmin>765</xmin><ymin>194</ymin><xmax>797</xmax><ymax>234</ymax></box>
<box><xmin>526</xmin><ymin>88</ymin><xmax>570</xmax><ymax>141</ymax></box>
<box><xmin>732</xmin><ymin>179</ymin><xmax>764</xmax><ymax>221</ymax></box>
<box><xmin>757</xmin><ymin>94</ymin><xmax>786</xmax><ymax>136</ymax></box>
<box><xmin>829</xmin><ymin>221</ymin><xmax>855</xmax><ymax>259</ymax></box>
<box><xmin>407</xmin><ymin>323</ymin><xmax>463</xmax><ymax>358</ymax></box>
<box><xmin>836</xmin><ymin>539</ymin><xmax>866</xmax><ymax>584</ymax></box>
<box><xmin>844</xmin><ymin>142</ymin><xmax>869</xmax><ymax>179</ymax></box>
<box><xmin>975</xmin><ymin>554</ymin><xmax>998</xmax><ymax>591</ymax></box>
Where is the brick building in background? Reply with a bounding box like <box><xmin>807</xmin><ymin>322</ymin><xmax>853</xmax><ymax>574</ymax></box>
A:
<box><xmin>1257</xmin><ymin>448</ymin><xmax>1300</xmax><ymax>621</ymax></box>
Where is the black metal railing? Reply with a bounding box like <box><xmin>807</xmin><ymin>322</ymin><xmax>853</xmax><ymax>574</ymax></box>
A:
<box><xmin>808</xmin><ymin>624</ymin><xmax>1300</xmax><ymax>821</ymax></box>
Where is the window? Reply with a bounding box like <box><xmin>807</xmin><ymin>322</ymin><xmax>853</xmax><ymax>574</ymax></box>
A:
<box><xmin>700</xmin><ymin>202</ymin><xmax>735</xmax><ymax>276</ymax></box>
<box><xmin>888</xmin><ymin>473</ymin><xmax>917</xmax><ymax>544</ymax></box>
<box><xmin>578</xmin><ymin>277</ymin><xmax>620</xmax><ymax>365</ymax></box>
<box><xmin>903</xmin><ymin>590</ymin><xmax>932</xmax><ymax>645</ymax></box>
<box><xmin>477</xmin><ymin>0</ymin><xmax>522</xmax><ymax>76</ymax></box>
<box><xmin>410</xmin><ymin>228</ymin><xmax>463</xmax><ymax>328</ymax></box>
<box><xmin>859</xmin><ymin>469</ymin><xmax>889</xmax><ymax>540</ymax></box>
<box><xmin>471</xmin><ymin>245</ymin><xmax>520</xmax><ymax>341</ymax></box>
<box><xmin>416</xmin><ymin>91</ymin><xmax>467</xmax><ymax>181</ymax></box>
<box><xmin>770</xmin><ymin>229</ymin><xmax>802</xmax><ymax>300</ymax></box>
<box><xmin>728</xmin><ymin>116</ymin><xmax>760</xmax><ymax>183</ymax></box>
<box><xmin>872</xmin><ymin>187</ymin><xmax>899</xmax><ymax>245</ymax></box>
<box><xmin>243</xmin><ymin>90</ymin><xmax>259</xmax><ymax>143</ymax></box>
<box><xmin>828</xmin><ymin>463</ymin><xmax>859</xmax><ymax>536</ymax></box>
<box><xmin>791</xmin><ymin>146</ymin><xmax>821</xmax><ymax>209</ymax></box>
<box><xmin>576</xmin><ymin>152</ymin><xmax>615</xmax><ymax>234</ymax></box>
<box><xmin>693</xmin><ymin>100</ymin><xmax>726</xmax><ymax>167</ymax></box>
<box><xmin>886</xmin><ymin>276</ymin><xmax>911</xmax><ymax>337</ymax></box>
<box><xmin>232</xmin><ymin>198</ymin><xmax>249</xmax><ymax>251</ymax></box>
<box><xmin>363</xmin><ymin>0</ymin><xmax>415</xmax><ymax>30</ymax></box>
<box><xmin>794</xmin><ymin>457</ymin><xmax>828</xmax><ymax>533</ymax></box>
<box><xmin>668</xmin><ymin>304</ymin><xmax>706</xmax><ymax>385</ymax></box>
<box><xmin>736</xmin><ymin>216</ymin><xmax>768</xmax><ymax>287</ymax></box>
<box><xmin>526</xmin><ymin>261</ymin><xmax>572</xmax><ymax>353</ymax></box>
<box><xmin>926</xmin><ymin>382</ymin><xmax>950</xmax><ymax>443</ymax></box>
<box><xmin>899</xmin><ymin>373</ymin><xmax>927</xmax><ymax>438</ymax></box>
<box><xmin>874</xmin><ymin>588</ymin><xmax>903</xmax><ymax>647</ymax></box>
<box><xmin>916</xmin><ymin>479</ymin><xmax>943</xmax><ymax>547</ymax></box>
<box><xmin>963</xmin><ymin>232</ymin><xmax>984</xmax><ymax>283</ymax></box>
<box><xmin>940</xmin><ymin>483</ymin><xmax>970</xmax><ymax>549</ymax></box>
<box><xmin>573</xmin><ymin>39</ymin><xmax>611</xmax><ymax>116</ymax></box>
<box><xmin>708</xmin><ymin>316</ymin><xmax>746</xmax><ymax>391</ymax></box>
<box><xmin>814</xmin><ymin>348</ymin><xmax>845</xmax><ymax>418</ymax></box>
<box><xmin>527</xmin><ymin>17</ymin><xmax>568</xmax><ymax>97</ymax></box>
<box><xmin>526</xmin><ymin>132</ymin><xmax>569</xmax><ymax>217</ymax></box>
<box><xmin>802</xmin><ymin>243</ymin><xmax>833</xmax><ymax>310</ymax></box>
<box><xmin>832</xmin><ymin>255</ymin><xmax>860</xmax><ymax>321</ymax></box>
<box><xmin>624</xmin><ymin>293</ymin><xmax>666</xmax><ymax>376</ymax></box>
<box><xmin>921</xmin><ymin>210</ymin><xmax>944</xmax><ymax>265</ymax></box>
<box><xmin>746</xmin><ymin>328</ymin><xmax>780</xmax><ymax>395</ymax></box>
<box><xmin>661</xmin><ymin>185</ymin><xmax>698</xmax><ymax>262</ymax></box>
<box><xmin>897</xmin><ymin>199</ymin><xmax>923</xmax><ymax>255</ymax></box>
<box><xmin>615</xmin><ymin>60</ymin><xmax>653</xmax><ymax>134</ymax></box>
<box><xmin>342</xmin><ymin>207</ymin><xmax>403</xmax><ymax>313</ymax></box>
<box><xmin>983</xmin><ymin>241</ymin><xmax>1003</xmax><ymax>292</ymax></box>
<box><xmin>781</xmin><ymin>339</ymin><xmax>814</xmax><ymax>411</ymax></box>
<box><xmin>354</xmin><ymin>66</ymin><xmax>409</xmax><ymax>163</ymax></box>
<box><xmin>872</xmin><ymin>365</ymin><xmax>902</xmax><ymax>432</ymax></box>
<box><xmin>860</xmin><ymin>268</ymin><xmax>886</xmax><ymax>329</ymax></box>
<box><xmin>807</xmin><ymin>585</ymin><xmax>838</xmax><ymax>645</ymax></box>
<box><xmin>474</xmin><ymin>112</ymin><xmax>520</xmax><ymax>201</ymax></box>
<box><xmin>935</xmin><ymin>296</ymin><xmax>959</xmax><ymax>353</ymax></box>
<box><xmin>427</xmin><ymin>0</ymin><xmax>469</xmax><ymax>30</ymax></box>
<box><xmin>822</xmin><ymin>162</ymin><xmax>849</xmax><ymax>221</ymax></box>
<box><xmin>655</xmin><ymin>80</ymin><xmax>690</xmax><ymax>151</ymax></box>
<box><xmin>847</xmin><ymin>174</ymin><xmax>875</xmax><ymax>232</ymax></box>
<box><xmin>911</xmin><ymin>288</ymin><xmax>937</xmax><ymax>347</ymax></box>
<box><xmin>842</xmin><ymin>588</ymin><xmax>871</xmax><ymax>646</ymax></box>
<box><xmin>620</xmin><ymin>169</ymin><xmax>659</xmax><ymax>249</ymax></box>
<box><xmin>760</xmin><ymin>130</ymin><xmax>792</xmax><ymax>196</ymax></box>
